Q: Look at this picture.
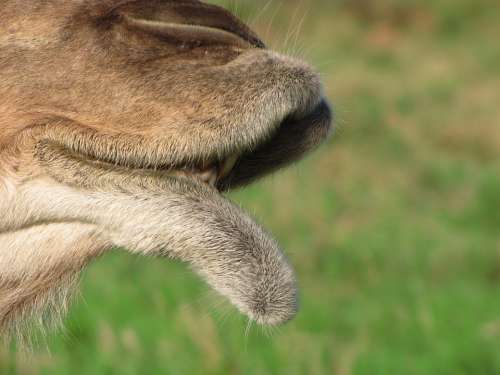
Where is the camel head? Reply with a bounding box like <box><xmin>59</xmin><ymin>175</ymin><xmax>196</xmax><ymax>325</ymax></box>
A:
<box><xmin>0</xmin><ymin>0</ymin><xmax>332</xmax><ymax>338</ymax></box>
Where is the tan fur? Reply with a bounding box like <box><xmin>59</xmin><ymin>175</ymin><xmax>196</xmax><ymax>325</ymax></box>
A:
<box><xmin>0</xmin><ymin>0</ymin><xmax>332</xmax><ymax>341</ymax></box>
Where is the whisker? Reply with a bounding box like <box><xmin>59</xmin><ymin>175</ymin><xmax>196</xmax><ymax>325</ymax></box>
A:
<box><xmin>291</xmin><ymin>3</ymin><xmax>309</xmax><ymax>56</ymax></box>
<box><xmin>283</xmin><ymin>1</ymin><xmax>303</xmax><ymax>53</ymax></box>
<box><xmin>250</xmin><ymin>0</ymin><xmax>274</xmax><ymax>29</ymax></box>
<box><xmin>243</xmin><ymin>318</ymin><xmax>253</xmax><ymax>351</ymax></box>
<box><xmin>266</xmin><ymin>0</ymin><xmax>284</xmax><ymax>45</ymax></box>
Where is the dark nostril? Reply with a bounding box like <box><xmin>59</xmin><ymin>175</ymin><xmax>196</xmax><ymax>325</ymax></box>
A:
<box><xmin>115</xmin><ymin>1</ymin><xmax>265</xmax><ymax>49</ymax></box>
<box><xmin>123</xmin><ymin>15</ymin><xmax>254</xmax><ymax>50</ymax></box>
<box><xmin>162</xmin><ymin>2</ymin><xmax>265</xmax><ymax>48</ymax></box>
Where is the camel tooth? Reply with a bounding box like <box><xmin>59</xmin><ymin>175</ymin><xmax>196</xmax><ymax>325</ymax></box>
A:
<box><xmin>219</xmin><ymin>154</ymin><xmax>239</xmax><ymax>178</ymax></box>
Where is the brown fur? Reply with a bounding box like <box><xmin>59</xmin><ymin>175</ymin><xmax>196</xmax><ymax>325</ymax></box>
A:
<box><xmin>0</xmin><ymin>0</ymin><xmax>332</xmax><ymax>341</ymax></box>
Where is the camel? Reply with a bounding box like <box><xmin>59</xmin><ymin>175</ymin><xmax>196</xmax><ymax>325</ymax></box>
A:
<box><xmin>0</xmin><ymin>0</ymin><xmax>332</xmax><ymax>340</ymax></box>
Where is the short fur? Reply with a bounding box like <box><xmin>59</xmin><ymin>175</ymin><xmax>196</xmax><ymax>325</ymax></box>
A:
<box><xmin>0</xmin><ymin>0</ymin><xmax>332</xmax><ymax>340</ymax></box>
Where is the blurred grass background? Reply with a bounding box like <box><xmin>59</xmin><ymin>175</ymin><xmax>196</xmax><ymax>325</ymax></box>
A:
<box><xmin>3</xmin><ymin>0</ymin><xmax>500</xmax><ymax>373</ymax></box>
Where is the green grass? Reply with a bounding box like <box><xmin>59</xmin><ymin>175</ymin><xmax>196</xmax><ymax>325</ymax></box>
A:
<box><xmin>3</xmin><ymin>0</ymin><xmax>500</xmax><ymax>373</ymax></box>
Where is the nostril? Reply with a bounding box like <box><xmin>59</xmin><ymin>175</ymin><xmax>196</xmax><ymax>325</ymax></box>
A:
<box><xmin>123</xmin><ymin>15</ymin><xmax>254</xmax><ymax>50</ymax></box>
<box><xmin>114</xmin><ymin>1</ymin><xmax>265</xmax><ymax>49</ymax></box>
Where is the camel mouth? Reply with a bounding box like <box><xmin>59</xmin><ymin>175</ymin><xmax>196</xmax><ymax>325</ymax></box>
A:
<box><xmin>121</xmin><ymin>96</ymin><xmax>332</xmax><ymax>193</ymax></box>
<box><xmin>32</xmin><ymin>97</ymin><xmax>331</xmax><ymax>328</ymax></box>
<box><xmin>35</xmin><ymin>93</ymin><xmax>331</xmax><ymax>198</ymax></box>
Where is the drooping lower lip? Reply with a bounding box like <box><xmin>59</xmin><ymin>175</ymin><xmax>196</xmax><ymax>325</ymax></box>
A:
<box><xmin>34</xmin><ymin>139</ymin><xmax>299</xmax><ymax>325</ymax></box>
